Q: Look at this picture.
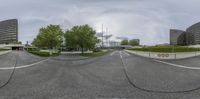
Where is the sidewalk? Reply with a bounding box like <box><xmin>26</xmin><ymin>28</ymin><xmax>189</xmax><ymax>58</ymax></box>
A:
<box><xmin>0</xmin><ymin>50</ymin><xmax>12</xmax><ymax>56</ymax></box>
<box><xmin>125</xmin><ymin>50</ymin><xmax>200</xmax><ymax>59</ymax></box>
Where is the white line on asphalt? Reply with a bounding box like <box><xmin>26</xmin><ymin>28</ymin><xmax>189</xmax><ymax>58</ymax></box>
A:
<box><xmin>0</xmin><ymin>58</ymin><xmax>49</xmax><ymax>70</ymax></box>
<box><xmin>120</xmin><ymin>51</ymin><xmax>123</xmax><ymax>58</ymax></box>
<box><xmin>154</xmin><ymin>59</ymin><xmax>200</xmax><ymax>70</ymax></box>
<box><xmin>110</xmin><ymin>51</ymin><xmax>117</xmax><ymax>56</ymax></box>
<box><xmin>123</xmin><ymin>51</ymin><xmax>130</xmax><ymax>56</ymax></box>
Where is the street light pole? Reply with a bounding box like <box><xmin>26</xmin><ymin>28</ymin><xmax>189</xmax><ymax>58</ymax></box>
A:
<box><xmin>102</xmin><ymin>24</ymin><xmax>104</xmax><ymax>48</ymax></box>
<box><xmin>106</xmin><ymin>28</ymin><xmax>108</xmax><ymax>48</ymax></box>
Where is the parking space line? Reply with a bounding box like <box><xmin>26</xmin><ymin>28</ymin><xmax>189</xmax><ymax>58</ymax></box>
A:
<box><xmin>0</xmin><ymin>58</ymin><xmax>49</xmax><ymax>70</ymax></box>
<box><xmin>154</xmin><ymin>59</ymin><xmax>200</xmax><ymax>70</ymax></box>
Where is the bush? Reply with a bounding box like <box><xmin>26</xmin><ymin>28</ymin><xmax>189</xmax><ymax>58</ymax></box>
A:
<box><xmin>28</xmin><ymin>51</ymin><xmax>50</xmax><ymax>57</ymax></box>
<box><xmin>93</xmin><ymin>48</ymin><xmax>101</xmax><ymax>52</ymax></box>
<box><xmin>0</xmin><ymin>49</ymin><xmax>9</xmax><ymax>51</ymax></box>
<box><xmin>28</xmin><ymin>51</ymin><xmax>60</xmax><ymax>57</ymax></box>
<box><xmin>81</xmin><ymin>50</ymin><xmax>109</xmax><ymax>57</ymax></box>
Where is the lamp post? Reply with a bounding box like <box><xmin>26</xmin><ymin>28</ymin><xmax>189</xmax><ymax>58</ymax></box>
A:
<box><xmin>101</xmin><ymin>24</ymin><xmax>104</xmax><ymax>48</ymax></box>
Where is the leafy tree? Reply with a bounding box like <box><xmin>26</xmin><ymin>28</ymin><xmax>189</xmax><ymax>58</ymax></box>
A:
<box><xmin>129</xmin><ymin>39</ymin><xmax>139</xmax><ymax>46</ymax></box>
<box><xmin>64</xmin><ymin>24</ymin><xmax>99</xmax><ymax>53</ymax></box>
<box><xmin>32</xmin><ymin>25</ymin><xmax>64</xmax><ymax>50</ymax></box>
<box><xmin>121</xmin><ymin>40</ymin><xmax>129</xmax><ymax>45</ymax></box>
<box><xmin>17</xmin><ymin>41</ymin><xmax>22</xmax><ymax>44</ymax></box>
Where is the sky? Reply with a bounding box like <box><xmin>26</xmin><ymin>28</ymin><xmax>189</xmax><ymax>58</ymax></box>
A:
<box><xmin>1</xmin><ymin>0</ymin><xmax>200</xmax><ymax>45</ymax></box>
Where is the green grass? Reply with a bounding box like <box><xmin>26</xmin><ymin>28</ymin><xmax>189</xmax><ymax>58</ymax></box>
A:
<box><xmin>128</xmin><ymin>46</ymin><xmax>200</xmax><ymax>52</ymax></box>
<box><xmin>0</xmin><ymin>49</ymin><xmax>9</xmax><ymax>51</ymax></box>
<box><xmin>28</xmin><ymin>51</ymin><xmax>60</xmax><ymax>57</ymax></box>
<box><xmin>80</xmin><ymin>51</ymin><xmax>109</xmax><ymax>57</ymax></box>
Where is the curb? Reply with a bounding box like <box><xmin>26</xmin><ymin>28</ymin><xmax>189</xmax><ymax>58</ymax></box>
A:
<box><xmin>0</xmin><ymin>50</ymin><xmax>12</xmax><ymax>56</ymax></box>
<box><xmin>125</xmin><ymin>50</ymin><xmax>200</xmax><ymax>60</ymax></box>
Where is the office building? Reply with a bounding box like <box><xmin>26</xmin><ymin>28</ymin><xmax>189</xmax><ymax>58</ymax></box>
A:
<box><xmin>170</xmin><ymin>22</ymin><xmax>200</xmax><ymax>45</ymax></box>
<box><xmin>186</xmin><ymin>22</ymin><xmax>200</xmax><ymax>45</ymax></box>
<box><xmin>0</xmin><ymin>19</ymin><xmax>18</xmax><ymax>44</ymax></box>
<box><xmin>170</xmin><ymin>29</ymin><xmax>186</xmax><ymax>45</ymax></box>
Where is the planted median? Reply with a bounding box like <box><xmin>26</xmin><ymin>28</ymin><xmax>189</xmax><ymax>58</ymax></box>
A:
<box><xmin>28</xmin><ymin>51</ymin><xmax>60</xmax><ymax>57</ymax></box>
<box><xmin>0</xmin><ymin>49</ymin><xmax>9</xmax><ymax>52</ymax></box>
<box><xmin>128</xmin><ymin>46</ymin><xmax>200</xmax><ymax>52</ymax></box>
<box><xmin>80</xmin><ymin>50</ymin><xmax>110</xmax><ymax>57</ymax></box>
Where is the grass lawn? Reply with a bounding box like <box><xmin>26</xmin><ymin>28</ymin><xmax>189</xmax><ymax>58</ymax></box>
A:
<box><xmin>28</xmin><ymin>51</ymin><xmax>60</xmax><ymax>57</ymax></box>
<box><xmin>0</xmin><ymin>49</ymin><xmax>10</xmax><ymax>52</ymax></box>
<box><xmin>80</xmin><ymin>50</ymin><xmax>109</xmax><ymax>57</ymax></box>
<box><xmin>128</xmin><ymin>46</ymin><xmax>200</xmax><ymax>52</ymax></box>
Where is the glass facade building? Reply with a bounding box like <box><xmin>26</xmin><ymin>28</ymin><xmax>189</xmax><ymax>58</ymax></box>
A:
<box><xmin>170</xmin><ymin>22</ymin><xmax>200</xmax><ymax>45</ymax></box>
<box><xmin>170</xmin><ymin>29</ymin><xmax>186</xmax><ymax>45</ymax></box>
<box><xmin>186</xmin><ymin>22</ymin><xmax>200</xmax><ymax>45</ymax></box>
<box><xmin>0</xmin><ymin>19</ymin><xmax>18</xmax><ymax>44</ymax></box>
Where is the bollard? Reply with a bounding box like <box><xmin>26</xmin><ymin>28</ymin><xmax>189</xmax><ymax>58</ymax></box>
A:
<box><xmin>174</xmin><ymin>54</ymin><xmax>176</xmax><ymax>59</ymax></box>
<box><xmin>149</xmin><ymin>52</ymin><xmax>150</xmax><ymax>57</ymax></box>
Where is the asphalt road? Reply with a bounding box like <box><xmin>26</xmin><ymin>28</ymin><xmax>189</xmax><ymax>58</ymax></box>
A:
<box><xmin>0</xmin><ymin>51</ymin><xmax>200</xmax><ymax>99</ymax></box>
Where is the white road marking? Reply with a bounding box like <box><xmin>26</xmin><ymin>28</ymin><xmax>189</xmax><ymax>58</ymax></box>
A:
<box><xmin>0</xmin><ymin>58</ymin><xmax>49</xmax><ymax>70</ymax></box>
<box><xmin>110</xmin><ymin>51</ymin><xmax>117</xmax><ymax>56</ymax></box>
<box><xmin>120</xmin><ymin>51</ymin><xmax>123</xmax><ymax>58</ymax></box>
<box><xmin>154</xmin><ymin>59</ymin><xmax>200</xmax><ymax>70</ymax></box>
<box><xmin>123</xmin><ymin>51</ymin><xmax>130</xmax><ymax>56</ymax></box>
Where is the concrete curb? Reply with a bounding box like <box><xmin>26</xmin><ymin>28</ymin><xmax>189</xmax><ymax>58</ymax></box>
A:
<box><xmin>0</xmin><ymin>50</ymin><xmax>12</xmax><ymax>56</ymax></box>
<box><xmin>125</xmin><ymin>50</ymin><xmax>200</xmax><ymax>60</ymax></box>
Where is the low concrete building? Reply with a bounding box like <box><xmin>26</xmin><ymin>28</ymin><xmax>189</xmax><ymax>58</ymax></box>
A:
<box><xmin>0</xmin><ymin>44</ymin><xmax>24</xmax><ymax>50</ymax></box>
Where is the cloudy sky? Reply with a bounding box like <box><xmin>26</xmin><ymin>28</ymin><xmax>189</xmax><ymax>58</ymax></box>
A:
<box><xmin>1</xmin><ymin>0</ymin><xmax>200</xmax><ymax>45</ymax></box>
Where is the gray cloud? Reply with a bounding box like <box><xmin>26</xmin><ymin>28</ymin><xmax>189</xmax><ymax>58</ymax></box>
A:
<box><xmin>0</xmin><ymin>0</ymin><xmax>200</xmax><ymax>45</ymax></box>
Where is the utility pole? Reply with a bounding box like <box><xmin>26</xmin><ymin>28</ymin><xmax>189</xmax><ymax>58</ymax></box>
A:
<box><xmin>108</xmin><ymin>30</ymin><xmax>110</xmax><ymax>48</ymax></box>
<box><xmin>102</xmin><ymin>24</ymin><xmax>104</xmax><ymax>48</ymax></box>
<box><xmin>106</xmin><ymin>28</ymin><xmax>108</xmax><ymax>47</ymax></box>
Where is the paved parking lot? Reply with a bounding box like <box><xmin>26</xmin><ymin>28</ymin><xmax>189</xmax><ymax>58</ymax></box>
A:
<box><xmin>0</xmin><ymin>51</ymin><xmax>200</xmax><ymax>99</ymax></box>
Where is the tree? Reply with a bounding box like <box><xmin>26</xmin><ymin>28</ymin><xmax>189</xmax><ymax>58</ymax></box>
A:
<box><xmin>17</xmin><ymin>41</ymin><xmax>22</xmax><ymax>44</ymax></box>
<box><xmin>129</xmin><ymin>39</ymin><xmax>139</xmax><ymax>46</ymax></box>
<box><xmin>32</xmin><ymin>25</ymin><xmax>64</xmax><ymax>51</ymax></box>
<box><xmin>121</xmin><ymin>40</ymin><xmax>129</xmax><ymax>45</ymax></box>
<box><xmin>64</xmin><ymin>24</ymin><xmax>99</xmax><ymax>53</ymax></box>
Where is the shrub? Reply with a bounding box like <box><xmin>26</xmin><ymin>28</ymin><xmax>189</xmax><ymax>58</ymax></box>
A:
<box><xmin>28</xmin><ymin>51</ymin><xmax>60</xmax><ymax>57</ymax></box>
